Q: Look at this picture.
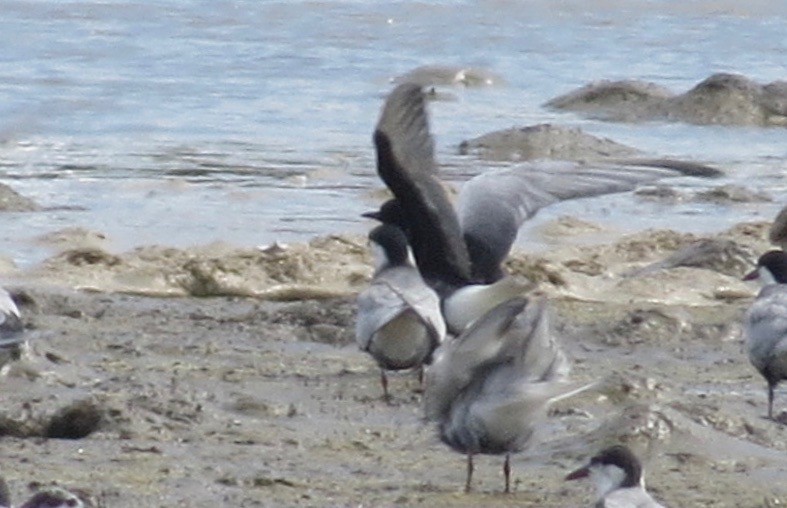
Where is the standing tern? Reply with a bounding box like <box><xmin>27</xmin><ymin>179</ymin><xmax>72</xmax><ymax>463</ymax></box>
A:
<box><xmin>424</xmin><ymin>296</ymin><xmax>590</xmax><ymax>492</ymax></box>
<box><xmin>356</xmin><ymin>224</ymin><xmax>446</xmax><ymax>400</ymax></box>
<box><xmin>742</xmin><ymin>249</ymin><xmax>787</xmax><ymax>420</ymax></box>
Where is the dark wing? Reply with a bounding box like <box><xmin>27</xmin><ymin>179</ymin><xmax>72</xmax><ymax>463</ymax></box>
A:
<box><xmin>374</xmin><ymin>83</ymin><xmax>436</xmax><ymax>177</ymax></box>
<box><xmin>373</xmin><ymin>83</ymin><xmax>472</xmax><ymax>291</ymax></box>
<box><xmin>614</xmin><ymin>157</ymin><xmax>722</xmax><ymax>177</ymax></box>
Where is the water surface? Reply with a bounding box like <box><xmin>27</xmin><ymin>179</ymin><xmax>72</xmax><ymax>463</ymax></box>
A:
<box><xmin>1</xmin><ymin>0</ymin><xmax>786</xmax><ymax>267</ymax></box>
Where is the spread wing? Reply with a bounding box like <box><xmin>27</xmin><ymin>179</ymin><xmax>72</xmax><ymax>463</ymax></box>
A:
<box><xmin>507</xmin><ymin>296</ymin><xmax>569</xmax><ymax>383</ymax></box>
<box><xmin>374</xmin><ymin>83</ymin><xmax>436</xmax><ymax>178</ymax></box>
<box><xmin>373</xmin><ymin>83</ymin><xmax>472</xmax><ymax>289</ymax></box>
<box><xmin>458</xmin><ymin>160</ymin><xmax>719</xmax><ymax>282</ymax></box>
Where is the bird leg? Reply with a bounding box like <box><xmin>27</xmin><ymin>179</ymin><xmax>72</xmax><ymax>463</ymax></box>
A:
<box><xmin>768</xmin><ymin>382</ymin><xmax>775</xmax><ymax>420</ymax></box>
<box><xmin>380</xmin><ymin>369</ymin><xmax>392</xmax><ymax>404</ymax></box>
<box><xmin>465</xmin><ymin>453</ymin><xmax>474</xmax><ymax>493</ymax></box>
<box><xmin>503</xmin><ymin>453</ymin><xmax>511</xmax><ymax>493</ymax></box>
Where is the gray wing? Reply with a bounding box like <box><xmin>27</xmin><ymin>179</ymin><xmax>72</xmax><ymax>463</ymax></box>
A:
<box><xmin>505</xmin><ymin>296</ymin><xmax>569</xmax><ymax>383</ymax></box>
<box><xmin>745</xmin><ymin>286</ymin><xmax>787</xmax><ymax>373</ymax></box>
<box><xmin>356</xmin><ymin>281</ymin><xmax>407</xmax><ymax>351</ymax></box>
<box><xmin>465</xmin><ymin>298</ymin><xmax>584</xmax><ymax>448</ymax></box>
<box><xmin>425</xmin><ymin>297</ymin><xmax>528</xmax><ymax>421</ymax></box>
<box><xmin>430</xmin><ymin>296</ymin><xmax>588</xmax><ymax>448</ymax></box>
<box><xmin>356</xmin><ymin>267</ymin><xmax>446</xmax><ymax>351</ymax></box>
<box><xmin>374</xmin><ymin>83</ymin><xmax>472</xmax><ymax>289</ymax></box>
<box><xmin>376</xmin><ymin>267</ymin><xmax>446</xmax><ymax>343</ymax></box>
<box><xmin>471</xmin><ymin>297</ymin><xmax>576</xmax><ymax>407</ymax></box>
<box><xmin>458</xmin><ymin>160</ymin><xmax>719</xmax><ymax>282</ymax></box>
<box><xmin>0</xmin><ymin>287</ymin><xmax>23</xmax><ymax>349</ymax></box>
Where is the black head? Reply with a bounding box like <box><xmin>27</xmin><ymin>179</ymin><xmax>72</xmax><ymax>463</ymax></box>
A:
<box><xmin>590</xmin><ymin>445</ymin><xmax>642</xmax><ymax>488</ymax></box>
<box><xmin>362</xmin><ymin>199</ymin><xmax>408</xmax><ymax>230</ymax></box>
<box><xmin>566</xmin><ymin>445</ymin><xmax>643</xmax><ymax>487</ymax></box>
<box><xmin>368</xmin><ymin>224</ymin><xmax>410</xmax><ymax>268</ymax></box>
<box><xmin>744</xmin><ymin>250</ymin><xmax>787</xmax><ymax>283</ymax></box>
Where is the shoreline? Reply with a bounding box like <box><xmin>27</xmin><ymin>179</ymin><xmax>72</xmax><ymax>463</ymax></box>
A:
<box><xmin>4</xmin><ymin>216</ymin><xmax>772</xmax><ymax>303</ymax></box>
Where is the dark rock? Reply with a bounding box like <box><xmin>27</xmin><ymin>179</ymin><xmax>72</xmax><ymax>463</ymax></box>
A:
<box><xmin>46</xmin><ymin>399</ymin><xmax>103</xmax><ymax>439</ymax></box>
<box><xmin>459</xmin><ymin>124</ymin><xmax>641</xmax><ymax>162</ymax></box>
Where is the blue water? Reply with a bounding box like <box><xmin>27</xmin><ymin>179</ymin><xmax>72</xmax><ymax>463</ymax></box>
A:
<box><xmin>1</xmin><ymin>1</ymin><xmax>786</xmax><ymax>267</ymax></box>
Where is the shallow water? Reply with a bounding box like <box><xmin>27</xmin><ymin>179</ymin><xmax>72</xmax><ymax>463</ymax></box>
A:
<box><xmin>1</xmin><ymin>0</ymin><xmax>786</xmax><ymax>267</ymax></box>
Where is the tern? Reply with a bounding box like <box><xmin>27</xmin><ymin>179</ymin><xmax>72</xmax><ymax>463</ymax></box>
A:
<box><xmin>356</xmin><ymin>224</ymin><xmax>446</xmax><ymax>400</ymax></box>
<box><xmin>742</xmin><ymin>249</ymin><xmax>787</xmax><ymax>420</ymax></box>
<box><xmin>424</xmin><ymin>296</ymin><xmax>590</xmax><ymax>492</ymax></box>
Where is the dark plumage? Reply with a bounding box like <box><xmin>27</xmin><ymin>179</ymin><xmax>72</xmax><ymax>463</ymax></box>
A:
<box><xmin>372</xmin><ymin>85</ymin><xmax>471</xmax><ymax>293</ymax></box>
<box><xmin>367</xmin><ymin>83</ymin><xmax>723</xmax><ymax>335</ymax></box>
<box><xmin>369</xmin><ymin>83</ymin><xmax>724</xmax><ymax>292</ymax></box>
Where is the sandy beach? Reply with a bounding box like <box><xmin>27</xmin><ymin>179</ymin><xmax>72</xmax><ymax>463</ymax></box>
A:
<box><xmin>0</xmin><ymin>215</ymin><xmax>785</xmax><ymax>507</ymax></box>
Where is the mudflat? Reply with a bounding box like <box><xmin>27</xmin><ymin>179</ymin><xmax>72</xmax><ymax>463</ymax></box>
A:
<box><xmin>1</xmin><ymin>219</ymin><xmax>785</xmax><ymax>507</ymax></box>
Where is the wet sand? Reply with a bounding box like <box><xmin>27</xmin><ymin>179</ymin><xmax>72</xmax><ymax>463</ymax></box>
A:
<box><xmin>1</xmin><ymin>218</ymin><xmax>786</xmax><ymax>507</ymax></box>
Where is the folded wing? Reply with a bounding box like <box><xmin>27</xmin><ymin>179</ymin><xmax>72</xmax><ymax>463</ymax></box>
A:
<box><xmin>356</xmin><ymin>267</ymin><xmax>446</xmax><ymax>351</ymax></box>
